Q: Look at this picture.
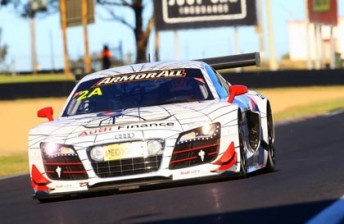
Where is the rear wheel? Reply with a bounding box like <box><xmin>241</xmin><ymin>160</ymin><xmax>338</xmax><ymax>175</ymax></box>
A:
<box><xmin>239</xmin><ymin>147</ymin><xmax>247</xmax><ymax>178</ymax></box>
<box><xmin>238</xmin><ymin>114</ymin><xmax>247</xmax><ymax>178</ymax></box>
<box><xmin>265</xmin><ymin>104</ymin><xmax>275</xmax><ymax>172</ymax></box>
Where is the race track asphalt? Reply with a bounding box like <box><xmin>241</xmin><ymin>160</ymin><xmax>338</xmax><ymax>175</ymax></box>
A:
<box><xmin>1</xmin><ymin>111</ymin><xmax>344</xmax><ymax>224</ymax></box>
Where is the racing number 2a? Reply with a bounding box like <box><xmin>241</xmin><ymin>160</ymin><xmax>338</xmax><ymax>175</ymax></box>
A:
<box><xmin>76</xmin><ymin>87</ymin><xmax>103</xmax><ymax>101</ymax></box>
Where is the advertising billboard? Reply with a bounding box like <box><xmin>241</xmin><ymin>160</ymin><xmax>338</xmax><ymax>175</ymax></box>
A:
<box><xmin>307</xmin><ymin>0</ymin><xmax>338</xmax><ymax>26</ymax></box>
<box><xmin>154</xmin><ymin>0</ymin><xmax>257</xmax><ymax>31</ymax></box>
<box><xmin>65</xmin><ymin>0</ymin><xmax>95</xmax><ymax>27</ymax></box>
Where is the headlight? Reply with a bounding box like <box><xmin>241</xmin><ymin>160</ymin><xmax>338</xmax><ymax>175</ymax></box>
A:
<box><xmin>201</xmin><ymin>124</ymin><xmax>217</xmax><ymax>136</ymax></box>
<box><xmin>178</xmin><ymin>131</ymin><xmax>197</xmax><ymax>143</ymax></box>
<box><xmin>90</xmin><ymin>146</ymin><xmax>105</xmax><ymax>162</ymax></box>
<box><xmin>147</xmin><ymin>140</ymin><xmax>163</xmax><ymax>156</ymax></box>
<box><xmin>40</xmin><ymin>142</ymin><xmax>77</xmax><ymax>158</ymax></box>
<box><xmin>177</xmin><ymin>123</ymin><xmax>220</xmax><ymax>143</ymax></box>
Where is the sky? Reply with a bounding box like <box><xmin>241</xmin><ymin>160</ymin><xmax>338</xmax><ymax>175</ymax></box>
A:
<box><xmin>0</xmin><ymin>0</ymin><xmax>343</xmax><ymax>71</ymax></box>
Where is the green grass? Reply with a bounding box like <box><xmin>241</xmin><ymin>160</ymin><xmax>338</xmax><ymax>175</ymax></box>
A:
<box><xmin>1</xmin><ymin>93</ymin><xmax>344</xmax><ymax>177</ymax></box>
<box><xmin>0</xmin><ymin>74</ymin><xmax>75</xmax><ymax>84</ymax></box>
<box><xmin>273</xmin><ymin>97</ymin><xmax>344</xmax><ymax>122</ymax></box>
<box><xmin>0</xmin><ymin>154</ymin><xmax>28</xmax><ymax>177</ymax></box>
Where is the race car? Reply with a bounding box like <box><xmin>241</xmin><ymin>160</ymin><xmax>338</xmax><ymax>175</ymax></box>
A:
<box><xmin>28</xmin><ymin>52</ymin><xmax>275</xmax><ymax>202</ymax></box>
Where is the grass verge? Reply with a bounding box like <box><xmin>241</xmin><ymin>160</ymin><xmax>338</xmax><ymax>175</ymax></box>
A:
<box><xmin>273</xmin><ymin>97</ymin><xmax>344</xmax><ymax>122</ymax></box>
<box><xmin>0</xmin><ymin>154</ymin><xmax>28</xmax><ymax>177</ymax></box>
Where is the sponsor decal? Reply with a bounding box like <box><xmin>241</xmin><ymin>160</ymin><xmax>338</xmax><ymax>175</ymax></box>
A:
<box><xmin>79</xmin><ymin>123</ymin><xmax>174</xmax><ymax>136</ymax></box>
<box><xmin>79</xmin><ymin>127</ymin><xmax>135</xmax><ymax>139</ymax></box>
<box><xmin>74</xmin><ymin>87</ymin><xmax>103</xmax><ymax>101</ymax></box>
<box><xmin>255</xmin><ymin>93</ymin><xmax>265</xmax><ymax>100</ymax></box>
<box><xmin>180</xmin><ymin>169</ymin><xmax>201</xmax><ymax>175</ymax></box>
<box><xmin>79</xmin><ymin>182</ymin><xmax>88</xmax><ymax>187</ymax></box>
<box><xmin>79</xmin><ymin>127</ymin><xmax>113</xmax><ymax>137</ymax></box>
<box><xmin>117</xmin><ymin>122</ymin><xmax>175</xmax><ymax>130</ymax></box>
<box><xmin>97</xmin><ymin>111</ymin><xmax>124</xmax><ymax>117</ymax></box>
<box><xmin>55</xmin><ymin>183</ymin><xmax>73</xmax><ymax>189</ymax></box>
<box><xmin>94</xmin><ymin>69</ymin><xmax>187</xmax><ymax>87</ymax></box>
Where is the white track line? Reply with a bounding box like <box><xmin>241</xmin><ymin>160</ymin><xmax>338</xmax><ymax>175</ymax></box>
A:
<box><xmin>306</xmin><ymin>195</ymin><xmax>344</xmax><ymax>224</ymax></box>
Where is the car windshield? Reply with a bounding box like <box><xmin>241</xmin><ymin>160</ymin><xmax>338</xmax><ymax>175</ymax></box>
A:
<box><xmin>62</xmin><ymin>68</ymin><xmax>214</xmax><ymax>116</ymax></box>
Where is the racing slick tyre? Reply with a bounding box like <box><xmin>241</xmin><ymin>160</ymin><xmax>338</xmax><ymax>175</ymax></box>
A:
<box><xmin>265</xmin><ymin>104</ymin><xmax>275</xmax><ymax>172</ymax></box>
<box><xmin>239</xmin><ymin>145</ymin><xmax>247</xmax><ymax>178</ymax></box>
<box><xmin>238</xmin><ymin>114</ymin><xmax>248</xmax><ymax>178</ymax></box>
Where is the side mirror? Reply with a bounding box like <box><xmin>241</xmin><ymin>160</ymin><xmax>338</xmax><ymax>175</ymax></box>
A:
<box><xmin>37</xmin><ymin>107</ymin><xmax>54</xmax><ymax>121</ymax></box>
<box><xmin>228</xmin><ymin>85</ymin><xmax>248</xmax><ymax>103</ymax></box>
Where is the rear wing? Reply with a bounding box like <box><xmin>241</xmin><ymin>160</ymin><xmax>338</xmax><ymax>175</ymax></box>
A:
<box><xmin>197</xmin><ymin>52</ymin><xmax>260</xmax><ymax>70</ymax></box>
<box><xmin>75</xmin><ymin>52</ymin><xmax>260</xmax><ymax>83</ymax></box>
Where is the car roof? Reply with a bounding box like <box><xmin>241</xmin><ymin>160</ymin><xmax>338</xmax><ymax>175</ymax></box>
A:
<box><xmin>80</xmin><ymin>60</ymin><xmax>208</xmax><ymax>83</ymax></box>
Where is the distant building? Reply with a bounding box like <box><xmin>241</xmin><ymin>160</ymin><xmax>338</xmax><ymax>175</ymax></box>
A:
<box><xmin>287</xmin><ymin>17</ymin><xmax>344</xmax><ymax>64</ymax></box>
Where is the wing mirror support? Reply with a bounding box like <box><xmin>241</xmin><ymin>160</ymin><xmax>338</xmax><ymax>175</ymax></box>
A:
<box><xmin>37</xmin><ymin>107</ymin><xmax>54</xmax><ymax>121</ymax></box>
<box><xmin>228</xmin><ymin>85</ymin><xmax>248</xmax><ymax>103</ymax></box>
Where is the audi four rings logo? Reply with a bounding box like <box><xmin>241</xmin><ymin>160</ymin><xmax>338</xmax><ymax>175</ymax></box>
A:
<box><xmin>114</xmin><ymin>133</ymin><xmax>135</xmax><ymax>139</ymax></box>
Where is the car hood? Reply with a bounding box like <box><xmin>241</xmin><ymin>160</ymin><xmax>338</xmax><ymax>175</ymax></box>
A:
<box><xmin>30</xmin><ymin>100</ymin><xmax>236</xmax><ymax>147</ymax></box>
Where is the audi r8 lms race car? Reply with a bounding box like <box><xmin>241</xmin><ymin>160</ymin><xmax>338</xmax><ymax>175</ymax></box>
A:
<box><xmin>28</xmin><ymin>52</ymin><xmax>276</xmax><ymax>202</ymax></box>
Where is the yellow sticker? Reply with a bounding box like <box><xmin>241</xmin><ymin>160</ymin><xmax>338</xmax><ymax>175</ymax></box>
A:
<box><xmin>88</xmin><ymin>87</ymin><xmax>103</xmax><ymax>98</ymax></box>
<box><xmin>77</xmin><ymin>90</ymin><xmax>89</xmax><ymax>101</ymax></box>
<box><xmin>104</xmin><ymin>142</ymin><xmax>144</xmax><ymax>161</ymax></box>
<box><xmin>76</xmin><ymin>87</ymin><xmax>103</xmax><ymax>101</ymax></box>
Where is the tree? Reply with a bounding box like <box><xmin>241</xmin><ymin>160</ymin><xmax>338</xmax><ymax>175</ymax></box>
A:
<box><xmin>2</xmin><ymin>0</ymin><xmax>154</xmax><ymax>68</ymax></box>
<box><xmin>0</xmin><ymin>0</ymin><xmax>57</xmax><ymax>73</ymax></box>
<box><xmin>0</xmin><ymin>28</ymin><xmax>8</xmax><ymax>64</ymax></box>
<box><xmin>97</xmin><ymin>0</ymin><xmax>154</xmax><ymax>63</ymax></box>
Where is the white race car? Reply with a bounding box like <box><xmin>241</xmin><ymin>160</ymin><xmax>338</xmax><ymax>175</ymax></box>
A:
<box><xmin>29</xmin><ymin>52</ymin><xmax>275</xmax><ymax>202</ymax></box>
